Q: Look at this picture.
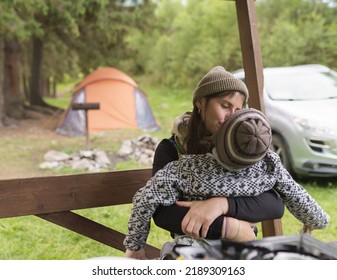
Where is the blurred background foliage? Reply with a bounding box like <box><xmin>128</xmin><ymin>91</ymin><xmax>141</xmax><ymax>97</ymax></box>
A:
<box><xmin>1</xmin><ymin>0</ymin><xmax>337</xmax><ymax>123</ymax></box>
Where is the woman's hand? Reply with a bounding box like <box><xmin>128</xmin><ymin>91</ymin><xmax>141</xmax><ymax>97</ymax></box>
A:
<box><xmin>125</xmin><ymin>248</ymin><xmax>146</xmax><ymax>259</ymax></box>
<box><xmin>176</xmin><ymin>197</ymin><xmax>229</xmax><ymax>238</ymax></box>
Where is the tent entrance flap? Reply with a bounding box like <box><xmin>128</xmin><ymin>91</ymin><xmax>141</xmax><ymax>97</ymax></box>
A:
<box><xmin>134</xmin><ymin>88</ymin><xmax>160</xmax><ymax>131</ymax></box>
<box><xmin>56</xmin><ymin>90</ymin><xmax>86</xmax><ymax>137</ymax></box>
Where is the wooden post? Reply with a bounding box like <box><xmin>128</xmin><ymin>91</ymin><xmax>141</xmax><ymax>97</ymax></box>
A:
<box><xmin>235</xmin><ymin>0</ymin><xmax>265</xmax><ymax>111</ymax></box>
<box><xmin>72</xmin><ymin>103</ymin><xmax>100</xmax><ymax>148</ymax></box>
<box><xmin>235</xmin><ymin>0</ymin><xmax>283</xmax><ymax>236</ymax></box>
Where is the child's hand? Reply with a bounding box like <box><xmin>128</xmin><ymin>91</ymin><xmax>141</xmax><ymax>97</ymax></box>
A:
<box><xmin>301</xmin><ymin>225</ymin><xmax>312</xmax><ymax>235</ymax></box>
<box><xmin>125</xmin><ymin>248</ymin><xmax>146</xmax><ymax>259</ymax></box>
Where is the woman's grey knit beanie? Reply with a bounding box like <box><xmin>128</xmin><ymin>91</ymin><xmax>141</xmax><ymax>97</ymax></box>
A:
<box><xmin>193</xmin><ymin>66</ymin><xmax>249</xmax><ymax>104</ymax></box>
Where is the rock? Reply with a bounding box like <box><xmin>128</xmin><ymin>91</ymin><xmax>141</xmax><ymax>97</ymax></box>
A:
<box><xmin>39</xmin><ymin>161</ymin><xmax>61</xmax><ymax>169</ymax></box>
<box><xmin>79</xmin><ymin>150</ymin><xmax>95</xmax><ymax>159</ymax></box>
<box><xmin>40</xmin><ymin>135</ymin><xmax>158</xmax><ymax>172</ymax></box>
<box><xmin>117</xmin><ymin>140</ymin><xmax>134</xmax><ymax>157</ymax></box>
<box><xmin>71</xmin><ymin>158</ymin><xmax>95</xmax><ymax>171</ymax></box>
<box><xmin>94</xmin><ymin>150</ymin><xmax>111</xmax><ymax>166</ymax></box>
<box><xmin>44</xmin><ymin>150</ymin><xmax>70</xmax><ymax>161</ymax></box>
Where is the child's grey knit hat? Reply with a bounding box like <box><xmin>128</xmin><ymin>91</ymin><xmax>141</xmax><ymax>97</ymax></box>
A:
<box><xmin>193</xmin><ymin>66</ymin><xmax>249</xmax><ymax>104</ymax></box>
<box><xmin>215</xmin><ymin>108</ymin><xmax>272</xmax><ymax>170</ymax></box>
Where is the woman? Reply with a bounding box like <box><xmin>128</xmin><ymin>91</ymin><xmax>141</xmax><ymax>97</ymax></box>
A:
<box><xmin>152</xmin><ymin>66</ymin><xmax>284</xmax><ymax>242</ymax></box>
<box><xmin>123</xmin><ymin>108</ymin><xmax>329</xmax><ymax>259</ymax></box>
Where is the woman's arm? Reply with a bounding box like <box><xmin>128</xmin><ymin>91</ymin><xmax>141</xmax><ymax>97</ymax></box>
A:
<box><xmin>152</xmin><ymin>204</ymin><xmax>256</xmax><ymax>242</ymax></box>
<box><xmin>226</xmin><ymin>190</ymin><xmax>284</xmax><ymax>223</ymax></box>
<box><xmin>174</xmin><ymin>191</ymin><xmax>283</xmax><ymax>239</ymax></box>
<box><xmin>152</xmin><ymin>203</ymin><xmax>225</xmax><ymax>238</ymax></box>
<box><xmin>152</xmin><ymin>138</ymin><xmax>179</xmax><ymax>176</ymax></box>
<box><xmin>152</xmin><ymin>138</ymin><xmax>284</xmax><ymax>239</ymax></box>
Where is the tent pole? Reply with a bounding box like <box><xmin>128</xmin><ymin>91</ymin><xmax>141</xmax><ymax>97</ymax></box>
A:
<box><xmin>85</xmin><ymin>110</ymin><xmax>89</xmax><ymax>148</ymax></box>
<box><xmin>71</xmin><ymin>103</ymin><xmax>100</xmax><ymax>149</ymax></box>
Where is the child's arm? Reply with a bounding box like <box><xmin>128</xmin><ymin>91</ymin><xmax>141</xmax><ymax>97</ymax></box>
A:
<box><xmin>274</xmin><ymin>161</ymin><xmax>330</xmax><ymax>230</ymax></box>
<box><xmin>123</xmin><ymin>162</ymin><xmax>181</xmax><ymax>256</ymax></box>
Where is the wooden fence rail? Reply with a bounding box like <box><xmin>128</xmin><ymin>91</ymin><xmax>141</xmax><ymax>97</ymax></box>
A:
<box><xmin>0</xmin><ymin>168</ymin><xmax>160</xmax><ymax>259</ymax></box>
<box><xmin>0</xmin><ymin>168</ymin><xmax>282</xmax><ymax>259</ymax></box>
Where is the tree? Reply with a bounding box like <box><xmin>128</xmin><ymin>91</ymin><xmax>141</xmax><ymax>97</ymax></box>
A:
<box><xmin>127</xmin><ymin>0</ymin><xmax>241</xmax><ymax>88</ymax></box>
<box><xmin>27</xmin><ymin>0</ymin><xmax>85</xmax><ymax>107</ymax></box>
<box><xmin>0</xmin><ymin>37</ymin><xmax>4</xmax><ymax>127</ymax></box>
<box><xmin>257</xmin><ymin>0</ymin><xmax>337</xmax><ymax>68</ymax></box>
<box><xmin>0</xmin><ymin>0</ymin><xmax>39</xmax><ymax>124</ymax></box>
<box><xmin>3</xmin><ymin>38</ymin><xmax>24</xmax><ymax>118</ymax></box>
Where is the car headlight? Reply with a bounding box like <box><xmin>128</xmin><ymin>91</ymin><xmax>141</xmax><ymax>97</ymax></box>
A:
<box><xmin>294</xmin><ymin>117</ymin><xmax>337</xmax><ymax>136</ymax></box>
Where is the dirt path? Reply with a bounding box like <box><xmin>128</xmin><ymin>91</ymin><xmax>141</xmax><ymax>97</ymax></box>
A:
<box><xmin>0</xmin><ymin>111</ymin><xmax>62</xmax><ymax>138</ymax></box>
<box><xmin>0</xmin><ymin>112</ymin><xmax>67</xmax><ymax>179</ymax></box>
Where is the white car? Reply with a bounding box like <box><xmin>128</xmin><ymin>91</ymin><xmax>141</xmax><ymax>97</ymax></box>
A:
<box><xmin>234</xmin><ymin>64</ymin><xmax>337</xmax><ymax>178</ymax></box>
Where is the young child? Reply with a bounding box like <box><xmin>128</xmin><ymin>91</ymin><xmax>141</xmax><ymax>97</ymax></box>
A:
<box><xmin>123</xmin><ymin>108</ymin><xmax>330</xmax><ymax>259</ymax></box>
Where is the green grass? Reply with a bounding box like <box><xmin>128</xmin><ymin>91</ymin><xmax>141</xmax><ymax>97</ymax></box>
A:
<box><xmin>45</xmin><ymin>96</ymin><xmax>70</xmax><ymax>109</ymax></box>
<box><xmin>0</xmin><ymin>84</ymin><xmax>336</xmax><ymax>259</ymax></box>
<box><xmin>0</xmin><ymin>205</ymin><xmax>171</xmax><ymax>259</ymax></box>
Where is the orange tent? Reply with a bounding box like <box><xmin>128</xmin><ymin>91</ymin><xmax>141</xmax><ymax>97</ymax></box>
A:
<box><xmin>56</xmin><ymin>67</ymin><xmax>160</xmax><ymax>136</ymax></box>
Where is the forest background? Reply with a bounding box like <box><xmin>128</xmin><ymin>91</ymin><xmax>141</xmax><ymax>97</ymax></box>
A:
<box><xmin>0</xmin><ymin>0</ymin><xmax>337</xmax><ymax>259</ymax></box>
<box><xmin>1</xmin><ymin>0</ymin><xmax>337</xmax><ymax>122</ymax></box>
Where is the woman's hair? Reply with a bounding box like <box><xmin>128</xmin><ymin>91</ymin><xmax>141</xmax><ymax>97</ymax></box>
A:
<box><xmin>185</xmin><ymin>91</ymin><xmax>247</xmax><ymax>154</ymax></box>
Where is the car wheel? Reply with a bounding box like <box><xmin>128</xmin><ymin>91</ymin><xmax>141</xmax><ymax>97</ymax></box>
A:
<box><xmin>271</xmin><ymin>134</ymin><xmax>295</xmax><ymax>176</ymax></box>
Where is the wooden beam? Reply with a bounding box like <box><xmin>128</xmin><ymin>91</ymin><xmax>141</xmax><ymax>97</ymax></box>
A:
<box><xmin>235</xmin><ymin>0</ymin><xmax>265</xmax><ymax>112</ymax></box>
<box><xmin>38</xmin><ymin>211</ymin><xmax>160</xmax><ymax>259</ymax></box>
<box><xmin>261</xmin><ymin>219</ymin><xmax>283</xmax><ymax>237</ymax></box>
<box><xmin>0</xmin><ymin>169</ymin><xmax>159</xmax><ymax>256</ymax></box>
<box><xmin>0</xmin><ymin>168</ymin><xmax>152</xmax><ymax>218</ymax></box>
<box><xmin>235</xmin><ymin>0</ymin><xmax>283</xmax><ymax>236</ymax></box>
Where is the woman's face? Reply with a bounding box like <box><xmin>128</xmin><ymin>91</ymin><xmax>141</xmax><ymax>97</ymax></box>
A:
<box><xmin>198</xmin><ymin>92</ymin><xmax>245</xmax><ymax>135</ymax></box>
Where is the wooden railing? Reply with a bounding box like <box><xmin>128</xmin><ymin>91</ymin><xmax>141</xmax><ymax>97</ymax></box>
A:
<box><xmin>0</xmin><ymin>168</ymin><xmax>282</xmax><ymax>260</ymax></box>
<box><xmin>0</xmin><ymin>168</ymin><xmax>160</xmax><ymax>259</ymax></box>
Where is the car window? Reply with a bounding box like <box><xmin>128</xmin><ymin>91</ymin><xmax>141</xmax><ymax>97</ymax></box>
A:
<box><xmin>265</xmin><ymin>71</ymin><xmax>337</xmax><ymax>101</ymax></box>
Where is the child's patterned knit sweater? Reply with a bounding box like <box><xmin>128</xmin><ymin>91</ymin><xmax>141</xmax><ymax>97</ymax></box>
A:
<box><xmin>123</xmin><ymin>149</ymin><xmax>330</xmax><ymax>251</ymax></box>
